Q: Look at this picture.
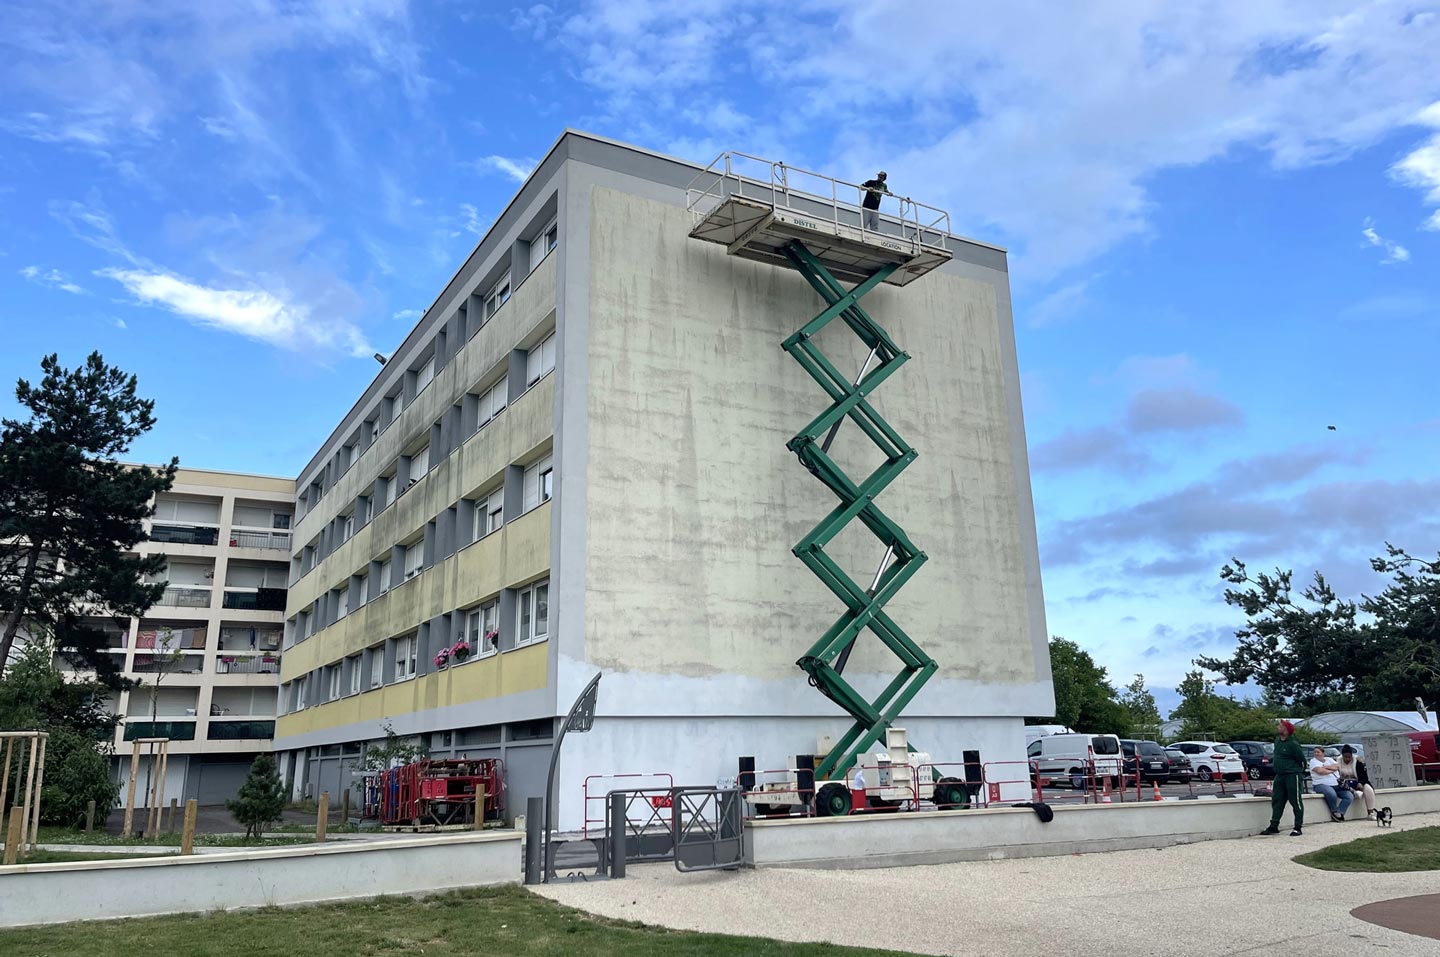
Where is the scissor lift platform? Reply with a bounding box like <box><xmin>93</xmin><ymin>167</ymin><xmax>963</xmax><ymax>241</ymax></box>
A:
<box><xmin>686</xmin><ymin>152</ymin><xmax>953</xmax><ymax>286</ymax></box>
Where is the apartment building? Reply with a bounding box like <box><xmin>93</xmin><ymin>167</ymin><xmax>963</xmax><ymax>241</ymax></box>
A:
<box><xmin>273</xmin><ymin>131</ymin><xmax>1051</xmax><ymax>829</ymax></box>
<box><xmin>75</xmin><ymin>468</ymin><xmax>294</xmax><ymax>806</ymax></box>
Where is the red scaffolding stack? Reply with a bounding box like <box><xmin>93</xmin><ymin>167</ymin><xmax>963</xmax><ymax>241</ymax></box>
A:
<box><xmin>371</xmin><ymin>758</ymin><xmax>506</xmax><ymax>827</ymax></box>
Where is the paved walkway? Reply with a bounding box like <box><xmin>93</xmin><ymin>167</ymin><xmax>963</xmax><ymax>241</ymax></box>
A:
<box><xmin>537</xmin><ymin>811</ymin><xmax>1440</xmax><ymax>957</ymax></box>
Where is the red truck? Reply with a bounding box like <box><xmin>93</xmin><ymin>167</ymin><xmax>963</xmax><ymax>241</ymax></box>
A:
<box><xmin>1407</xmin><ymin>731</ymin><xmax>1440</xmax><ymax>782</ymax></box>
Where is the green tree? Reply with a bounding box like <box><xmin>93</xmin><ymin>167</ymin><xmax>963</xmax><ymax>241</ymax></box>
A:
<box><xmin>227</xmin><ymin>753</ymin><xmax>287</xmax><ymax>840</ymax></box>
<box><xmin>1199</xmin><ymin>548</ymin><xmax>1440</xmax><ymax>712</ymax></box>
<box><xmin>1170</xmin><ymin>668</ymin><xmax>1280</xmax><ymax>742</ymax></box>
<box><xmin>1119</xmin><ymin>674</ymin><xmax>1162</xmax><ymax>733</ymax></box>
<box><xmin>0</xmin><ymin>352</ymin><xmax>176</xmax><ymax>680</ymax></box>
<box><xmin>0</xmin><ymin>637</ymin><xmax>120</xmax><ymax>825</ymax></box>
<box><xmin>1033</xmin><ymin>637</ymin><xmax>1131</xmax><ymax>736</ymax></box>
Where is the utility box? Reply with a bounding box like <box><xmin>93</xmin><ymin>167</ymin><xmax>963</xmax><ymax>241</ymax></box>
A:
<box><xmin>1359</xmin><ymin>733</ymin><xmax>1416</xmax><ymax>789</ymax></box>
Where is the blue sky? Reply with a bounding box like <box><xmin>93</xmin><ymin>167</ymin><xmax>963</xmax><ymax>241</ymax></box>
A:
<box><xmin>3</xmin><ymin>1</ymin><xmax>1439</xmax><ymax>712</ymax></box>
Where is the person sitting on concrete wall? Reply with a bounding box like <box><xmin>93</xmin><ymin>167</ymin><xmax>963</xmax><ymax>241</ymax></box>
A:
<box><xmin>1336</xmin><ymin>745</ymin><xmax>1377</xmax><ymax>820</ymax></box>
<box><xmin>1309</xmin><ymin>746</ymin><xmax>1353</xmax><ymax>822</ymax></box>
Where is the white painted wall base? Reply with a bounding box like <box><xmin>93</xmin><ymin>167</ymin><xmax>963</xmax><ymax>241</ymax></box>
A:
<box><xmin>746</xmin><ymin>786</ymin><xmax>1440</xmax><ymax>869</ymax></box>
<box><xmin>0</xmin><ymin>832</ymin><xmax>522</xmax><ymax>929</ymax></box>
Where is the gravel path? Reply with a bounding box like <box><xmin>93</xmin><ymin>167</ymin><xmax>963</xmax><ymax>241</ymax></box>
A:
<box><xmin>537</xmin><ymin>811</ymin><xmax>1440</xmax><ymax>956</ymax></box>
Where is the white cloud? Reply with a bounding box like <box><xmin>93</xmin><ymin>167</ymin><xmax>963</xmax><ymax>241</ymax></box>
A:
<box><xmin>113</xmin><ymin>317</ymin><xmax>127</xmax><ymax>330</ymax></box>
<box><xmin>1027</xmin><ymin>276</ymin><xmax>1096</xmax><ymax>328</ymax></box>
<box><xmin>543</xmin><ymin>2</ymin><xmax>1440</xmax><ymax>278</ymax></box>
<box><xmin>392</xmin><ymin>308</ymin><xmax>422</xmax><ymax>322</ymax></box>
<box><xmin>1425</xmin><ymin>210</ymin><xmax>1440</xmax><ymax>232</ymax></box>
<box><xmin>19</xmin><ymin>265</ymin><xmax>86</xmax><ymax>294</ymax></box>
<box><xmin>475</xmin><ymin>155</ymin><xmax>536</xmax><ymax>183</ymax></box>
<box><xmin>99</xmin><ymin>267</ymin><xmax>373</xmax><ymax>357</ymax></box>
<box><xmin>458</xmin><ymin>202</ymin><xmax>485</xmax><ymax>237</ymax></box>
<box><xmin>1361</xmin><ymin>218</ymin><xmax>1411</xmax><ymax>264</ymax></box>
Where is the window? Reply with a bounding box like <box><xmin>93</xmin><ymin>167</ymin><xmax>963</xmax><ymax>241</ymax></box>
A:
<box><xmin>394</xmin><ymin>634</ymin><xmax>417</xmax><ymax>680</ymax></box>
<box><xmin>347</xmin><ymin>655</ymin><xmax>361</xmax><ymax>695</ymax></box>
<box><xmin>522</xmin><ymin>454</ymin><xmax>553</xmax><ymax>512</ymax></box>
<box><xmin>409</xmin><ymin>443</ymin><xmax>429</xmax><ymax>478</ymax></box>
<box><xmin>303</xmin><ymin>607</ymin><xmax>315</xmax><ymax>638</ymax></box>
<box><xmin>296</xmin><ymin>676</ymin><xmax>309</xmax><ymax>710</ymax></box>
<box><xmin>403</xmin><ymin>542</ymin><xmax>423</xmax><ymax>580</ymax></box>
<box><xmin>473</xmin><ymin>488</ymin><xmax>504</xmax><ymax>539</ymax></box>
<box><xmin>342</xmin><ymin>512</ymin><xmax>355</xmax><ymax>542</ymax></box>
<box><xmin>378</xmin><ymin>559</ymin><xmax>392</xmax><ymax>593</ymax></box>
<box><xmin>530</xmin><ymin>218</ymin><xmax>557</xmax><ymax>271</ymax></box>
<box><xmin>483</xmin><ymin>272</ymin><xmax>511</xmax><ymax>320</ymax></box>
<box><xmin>517</xmin><ymin>580</ymin><xmax>549</xmax><ymax>647</ymax></box>
<box><xmin>359</xmin><ymin>496</ymin><xmax>372</xmax><ymax>525</ymax></box>
<box><xmin>335</xmin><ymin>586</ymin><xmax>349</xmax><ymax>620</ymax></box>
<box><xmin>379</xmin><ymin>473</ymin><xmax>396</xmax><ymax>509</ymax></box>
<box><xmin>415</xmin><ymin>354</ymin><xmax>436</xmax><ymax>394</ymax></box>
<box><xmin>368</xmin><ymin>645</ymin><xmax>384</xmax><ymax>689</ymax></box>
<box><xmin>327</xmin><ymin>665</ymin><xmax>341</xmax><ymax>701</ymax></box>
<box><xmin>1027</xmin><ymin>741</ymin><xmax>1041</xmax><ymax>758</ymax></box>
<box><xmin>358</xmin><ymin>573</ymin><xmax>370</xmax><ymax>604</ymax></box>
<box><xmin>476</xmin><ymin>378</ymin><xmax>507</xmax><ymax>430</ymax></box>
<box><xmin>273</xmin><ymin>513</ymin><xmax>292</xmax><ymax>530</ymax></box>
<box><xmin>466</xmin><ymin>600</ymin><xmax>500</xmax><ymax>657</ymax></box>
<box><xmin>525</xmin><ymin>332</ymin><xmax>556</xmax><ymax>386</ymax></box>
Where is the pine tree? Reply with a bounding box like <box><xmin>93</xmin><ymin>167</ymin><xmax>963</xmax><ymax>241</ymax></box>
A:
<box><xmin>227</xmin><ymin>753</ymin><xmax>287</xmax><ymax>840</ymax></box>
<box><xmin>0</xmin><ymin>352</ymin><xmax>177</xmax><ymax>680</ymax></box>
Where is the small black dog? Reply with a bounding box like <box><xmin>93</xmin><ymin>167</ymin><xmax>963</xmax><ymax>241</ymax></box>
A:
<box><xmin>1376</xmin><ymin>806</ymin><xmax>1393</xmax><ymax>827</ymax></box>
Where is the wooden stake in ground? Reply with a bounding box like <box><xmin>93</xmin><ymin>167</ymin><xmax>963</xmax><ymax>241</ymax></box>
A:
<box><xmin>473</xmin><ymin>786</ymin><xmax>486</xmax><ymax>830</ymax></box>
<box><xmin>123</xmin><ymin>739</ymin><xmax>141</xmax><ymax>836</ymax></box>
<box><xmin>150</xmin><ymin>743</ymin><xmax>168</xmax><ymax>836</ymax></box>
<box><xmin>28</xmin><ymin>735</ymin><xmax>46</xmax><ymax>849</ymax></box>
<box><xmin>341</xmin><ymin>787</ymin><xmax>350</xmax><ymax>824</ymax></box>
<box><xmin>315</xmin><ymin>791</ymin><xmax>329</xmax><ymax>843</ymax></box>
<box><xmin>0</xmin><ymin>738</ymin><xmax>13</xmax><ymax>813</ymax></box>
<box><xmin>180</xmin><ymin>799</ymin><xmax>197</xmax><ymax>855</ymax></box>
<box><xmin>167</xmin><ymin>797</ymin><xmax>178</xmax><ymax>833</ymax></box>
<box><xmin>3</xmin><ymin>808</ymin><xmax>23</xmax><ymax>866</ymax></box>
<box><xmin>85</xmin><ymin>799</ymin><xmax>96</xmax><ymax>834</ymax></box>
<box><xmin>21</xmin><ymin>737</ymin><xmax>37</xmax><ymax>849</ymax></box>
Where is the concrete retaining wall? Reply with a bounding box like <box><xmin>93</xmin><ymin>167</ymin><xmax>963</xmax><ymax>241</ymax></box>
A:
<box><xmin>746</xmin><ymin>786</ymin><xmax>1440</xmax><ymax>869</ymax></box>
<box><xmin>0</xmin><ymin>831</ymin><xmax>522</xmax><ymax>928</ymax></box>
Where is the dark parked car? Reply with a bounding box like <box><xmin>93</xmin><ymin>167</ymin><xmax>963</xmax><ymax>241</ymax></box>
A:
<box><xmin>1228</xmin><ymin>741</ymin><xmax>1275</xmax><ymax>780</ymax></box>
<box><xmin>1163</xmin><ymin>747</ymin><xmax>1193</xmax><ymax>784</ymax></box>
<box><xmin>1120</xmin><ymin>739</ymin><xmax>1171</xmax><ymax>783</ymax></box>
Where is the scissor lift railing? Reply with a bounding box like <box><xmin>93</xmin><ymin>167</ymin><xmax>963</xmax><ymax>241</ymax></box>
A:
<box><xmin>685</xmin><ymin>151</ymin><xmax>953</xmax><ymax>287</ymax></box>
<box><xmin>688</xmin><ymin>151</ymin><xmax>954</xmax><ymax>785</ymax></box>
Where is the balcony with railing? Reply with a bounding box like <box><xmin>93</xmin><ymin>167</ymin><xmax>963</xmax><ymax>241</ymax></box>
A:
<box><xmin>218</xmin><ymin>624</ymin><xmax>282</xmax><ymax>652</ymax></box>
<box><xmin>214</xmin><ymin>652</ymin><xmax>281</xmax><ymax>675</ymax></box>
<box><xmin>207</xmin><ymin>720</ymin><xmax>276</xmax><ymax>740</ymax></box>
<box><xmin>123</xmin><ymin>720</ymin><xmax>197</xmax><ymax>741</ymax></box>
<box><xmin>229</xmin><ymin>527</ymin><xmax>293</xmax><ymax>551</ymax></box>
<box><xmin>149</xmin><ymin>523</ymin><xmax>221</xmax><ymax>546</ymax></box>
<box><xmin>155</xmin><ymin>585</ymin><xmax>213</xmax><ymax>608</ymax></box>
<box><xmin>221</xmin><ymin>588</ymin><xmax>287</xmax><ymax>612</ymax></box>
<box><xmin>130</xmin><ymin>652</ymin><xmax>205</xmax><ymax>674</ymax></box>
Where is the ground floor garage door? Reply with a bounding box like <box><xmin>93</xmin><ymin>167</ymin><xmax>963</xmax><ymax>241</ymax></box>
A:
<box><xmin>194</xmin><ymin>756</ymin><xmax>258</xmax><ymax>805</ymax></box>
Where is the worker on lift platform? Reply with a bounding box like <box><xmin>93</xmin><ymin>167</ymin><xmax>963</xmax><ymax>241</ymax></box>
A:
<box><xmin>861</xmin><ymin>171</ymin><xmax>890</xmax><ymax>231</ymax></box>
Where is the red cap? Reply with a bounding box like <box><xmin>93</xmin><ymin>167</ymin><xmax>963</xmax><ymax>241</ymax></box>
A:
<box><xmin>1278</xmin><ymin>720</ymin><xmax>1295</xmax><ymax>736</ymax></box>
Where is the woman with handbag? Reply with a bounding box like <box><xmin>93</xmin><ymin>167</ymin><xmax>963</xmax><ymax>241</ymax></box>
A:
<box><xmin>1336</xmin><ymin>744</ymin><xmax>1377</xmax><ymax>820</ymax></box>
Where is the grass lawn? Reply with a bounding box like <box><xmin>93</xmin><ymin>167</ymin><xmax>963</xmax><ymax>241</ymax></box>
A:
<box><xmin>0</xmin><ymin>885</ymin><xmax>917</xmax><ymax>956</ymax></box>
<box><xmin>36</xmin><ymin>827</ymin><xmax>321</xmax><ymax>848</ymax></box>
<box><xmin>1295</xmin><ymin>825</ymin><xmax>1440</xmax><ymax>872</ymax></box>
<box><xmin>15</xmin><ymin>849</ymin><xmax>179</xmax><ymax>864</ymax></box>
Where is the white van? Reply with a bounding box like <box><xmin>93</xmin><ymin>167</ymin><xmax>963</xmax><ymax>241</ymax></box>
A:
<box><xmin>1026</xmin><ymin>733</ymin><xmax>1123</xmax><ymax>788</ymax></box>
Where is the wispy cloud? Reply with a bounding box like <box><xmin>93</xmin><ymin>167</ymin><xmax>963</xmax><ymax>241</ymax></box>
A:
<box><xmin>392</xmin><ymin>308</ymin><xmax>422</xmax><ymax>322</ymax></box>
<box><xmin>1027</xmin><ymin>276</ymin><xmax>1096</xmax><ymax>328</ymax></box>
<box><xmin>458</xmin><ymin>202</ymin><xmax>486</xmax><ymax>237</ymax></box>
<box><xmin>1361</xmin><ymin>218</ymin><xmax>1411</xmax><ymax>264</ymax></box>
<box><xmin>19</xmin><ymin>265</ymin><xmax>86</xmax><ymax>295</ymax></box>
<box><xmin>475</xmin><ymin>155</ymin><xmax>536</xmax><ymax>183</ymax></box>
<box><xmin>1391</xmin><ymin>101</ymin><xmax>1440</xmax><ymax>228</ymax></box>
<box><xmin>98</xmin><ymin>268</ymin><xmax>373</xmax><ymax>358</ymax></box>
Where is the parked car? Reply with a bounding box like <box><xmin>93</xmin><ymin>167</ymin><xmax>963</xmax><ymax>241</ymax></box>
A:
<box><xmin>1168</xmin><ymin>741</ymin><xmax>1245</xmax><ymax>782</ymax></box>
<box><xmin>1163</xmin><ymin>747</ymin><xmax>1194</xmax><ymax>784</ymax></box>
<box><xmin>1027</xmin><ymin>733</ymin><xmax>1124</xmax><ymax>788</ymax></box>
<box><xmin>1228</xmin><ymin>741</ymin><xmax>1275</xmax><ymax>780</ymax></box>
<box><xmin>1119</xmin><ymin>739</ymin><xmax>1171</xmax><ymax>783</ymax></box>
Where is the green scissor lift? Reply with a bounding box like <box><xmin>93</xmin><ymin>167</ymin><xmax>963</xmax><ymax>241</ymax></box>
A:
<box><xmin>687</xmin><ymin>154</ymin><xmax>969</xmax><ymax>814</ymax></box>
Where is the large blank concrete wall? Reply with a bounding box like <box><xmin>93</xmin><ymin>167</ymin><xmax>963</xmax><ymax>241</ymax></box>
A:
<box><xmin>581</xmin><ymin>185</ymin><xmax>1048</xmax><ymax>718</ymax></box>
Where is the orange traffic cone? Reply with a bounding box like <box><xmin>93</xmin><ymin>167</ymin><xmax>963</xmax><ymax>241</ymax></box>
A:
<box><xmin>1152</xmin><ymin>782</ymin><xmax>1163</xmax><ymax>802</ymax></box>
<box><xmin>1101</xmin><ymin>776</ymin><xmax>1112</xmax><ymax>804</ymax></box>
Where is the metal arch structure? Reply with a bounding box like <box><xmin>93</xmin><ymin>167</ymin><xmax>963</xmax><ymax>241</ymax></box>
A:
<box><xmin>687</xmin><ymin>153</ymin><xmax>952</xmax><ymax>786</ymax></box>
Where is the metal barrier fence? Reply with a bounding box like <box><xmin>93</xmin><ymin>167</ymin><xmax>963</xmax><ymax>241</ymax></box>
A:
<box><xmin>672</xmin><ymin>787</ymin><xmax>744</xmax><ymax>872</ymax></box>
<box><xmin>582</xmin><ymin>772</ymin><xmax>673</xmax><ymax>838</ymax></box>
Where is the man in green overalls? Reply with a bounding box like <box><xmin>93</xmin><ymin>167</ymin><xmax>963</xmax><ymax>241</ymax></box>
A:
<box><xmin>1260</xmin><ymin>719</ymin><xmax>1306</xmax><ymax>836</ymax></box>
